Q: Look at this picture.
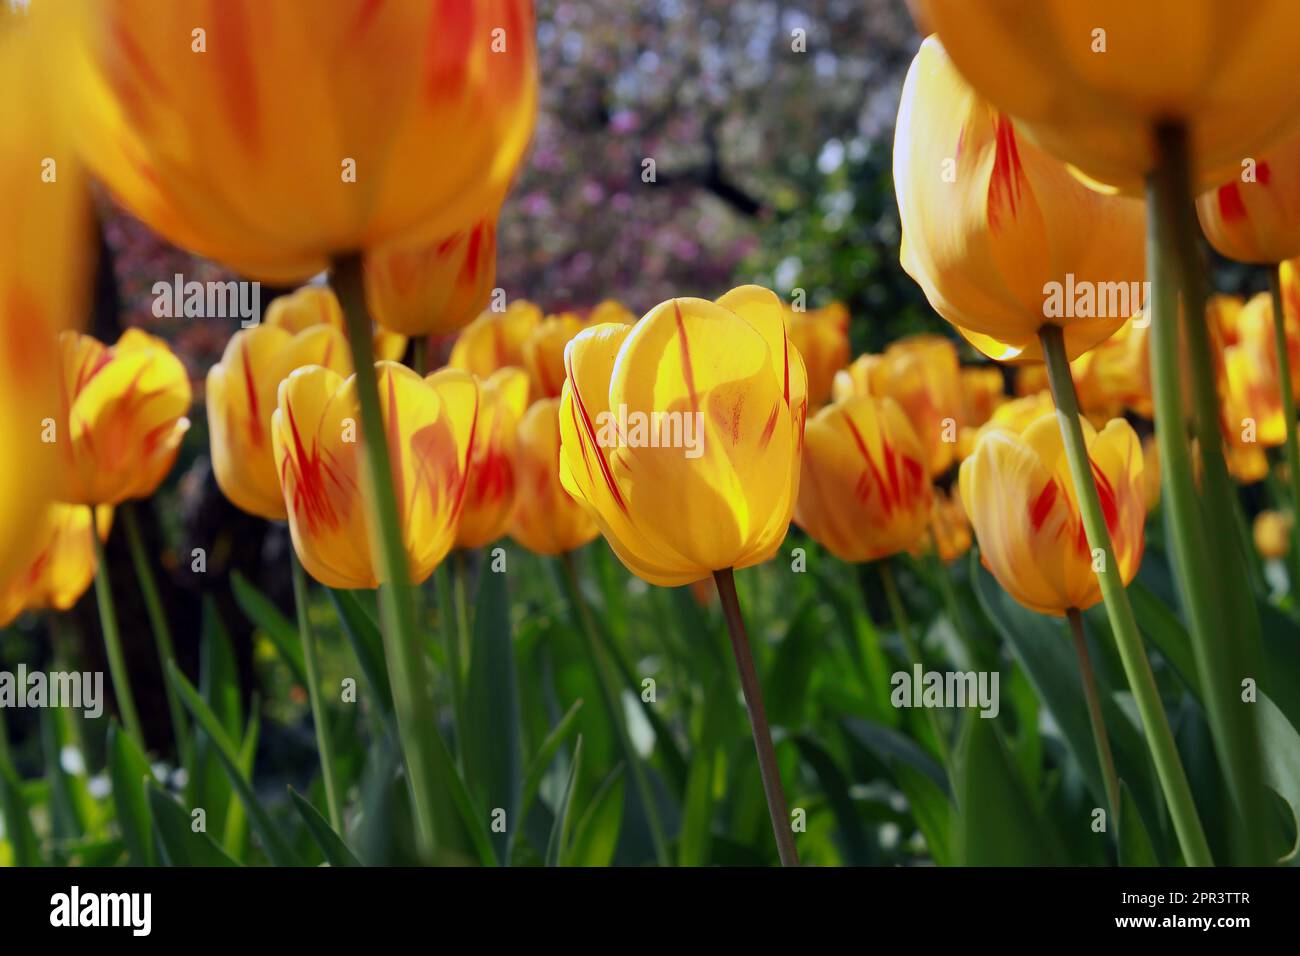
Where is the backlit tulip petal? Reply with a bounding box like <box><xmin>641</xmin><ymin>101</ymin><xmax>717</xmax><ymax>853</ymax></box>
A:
<box><xmin>921</xmin><ymin>1</ymin><xmax>1300</xmax><ymax>193</ymax></box>
<box><xmin>558</xmin><ymin>287</ymin><xmax>806</xmax><ymax>585</ymax></box>
<box><xmin>513</xmin><ymin>397</ymin><xmax>598</xmax><ymax>556</ymax></box>
<box><xmin>366</xmin><ymin>213</ymin><xmax>498</xmax><ymax>336</ymax></box>
<box><xmin>58</xmin><ymin>329</ymin><xmax>192</xmax><ymax>505</ymax></box>
<box><xmin>894</xmin><ymin>37</ymin><xmax>1146</xmax><ymax>362</ymax></box>
<box><xmin>787</xmin><ymin>302</ymin><xmax>849</xmax><ymax>408</ymax></box>
<box><xmin>454</xmin><ymin>366</ymin><xmax>530</xmax><ymax>549</ymax></box>
<box><xmin>1197</xmin><ymin>128</ymin><xmax>1300</xmax><ymax>264</ymax></box>
<box><xmin>61</xmin><ymin>0</ymin><xmax>537</xmax><ymax>281</ymax></box>
<box><xmin>450</xmin><ymin>299</ymin><xmax>544</xmax><ymax>384</ymax></box>
<box><xmin>265</xmin><ymin>284</ymin><xmax>407</xmax><ymax>368</ymax></box>
<box><xmin>523</xmin><ymin>313</ymin><xmax>588</xmax><ymax>400</ymax></box>
<box><xmin>960</xmin><ymin>412</ymin><xmax>1145</xmax><ymax>616</ymax></box>
<box><xmin>271</xmin><ymin>361</ymin><xmax>478</xmax><ymax>588</ymax></box>
<box><xmin>207</xmin><ymin>322</ymin><xmax>350</xmax><ymax>520</ymax></box>
<box><xmin>796</xmin><ymin>395</ymin><xmax>931</xmax><ymax>563</ymax></box>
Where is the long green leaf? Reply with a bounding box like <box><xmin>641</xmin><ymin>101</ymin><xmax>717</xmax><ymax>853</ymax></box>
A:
<box><xmin>146</xmin><ymin>782</ymin><xmax>239</xmax><ymax>867</ymax></box>
<box><xmin>0</xmin><ymin>755</ymin><xmax>40</xmax><ymax>866</ymax></box>
<box><xmin>168</xmin><ymin>662</ymin><xmax>300</xmax><ymax>865</ymax></box>
<box><xmin>328</xmin><ymin>588</ymin><xmax>394</xmax><ymax>714</ymax></box>
<box><xmin>565</xmin><ymin>764</ymin><xmax>625</xmax><ymax>867</ymax></box>
<box><xmin>231</xmin><ymin>570</ymin><xmax>306</xmax><ymax>684</ymax></box>
<box><xmin>520</xmin><ymin>698</ymin><xmax>584</xmax><ymax>820</ymax></box>
<box><xmin>107</xmin><ymin>722</ymin><xmax>155</xmax><ymax>866</ymax></box>
<box><xmin>289</xmin><ymin>787</ymin><xmax>362</xmax><ymax>867</ymax></box>
<box><xmin>1118</xmin><ymin>780</ymin><xmax>1160</xmax><ymax>867</ymax></box>
<box><xmin>546</xmin><ymin>735</ymin><xmax>582</xmax><ymax>867</ymax></box>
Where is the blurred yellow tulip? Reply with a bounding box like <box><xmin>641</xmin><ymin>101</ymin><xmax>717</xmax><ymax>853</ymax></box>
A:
<box><xmin>271</xmin><ymin>362</ymin><xmax>479</xmax><ymax>588</ymax></box>
<box><xmin>455</xmin><ymin>367</ymin><xmax>531</xmax><ymax>549</ymax></box>
<box><xmin>523</xmin><ymin>312</ymin><xmax>587</xmax><ymax>400</ymax></box>
<box><xmin>960</xmin><ymin>413</ymin><xmax>1146</xmax><ymax>616</ymax></box>
<box><xmin>60</xmin><ymin>0</ymin><xmax>537</xmax><ymax>281</ymax></box>
<box><xmin>1219</xmin><ymin>293</ymin><xmax>1293</xmax><ymax>449</ymax></box>
<box><xmin>894</xmin><ymin>37</ymin><xmax>1147</xmax><ymax>362</ymax></box>
<box><xmin>912</xmin><ymin>487</ymin><xmax>972</xmax><ymax>565</ymax></box>
<box><xmin>57</xmin><ymin>329</ymin><xmax>191</xmax><ymax>505</ymax></box>
<box><xmin>959</xmin><ymin>366</ymin><xmax>1006</xmax><ymax>429</ymax></box>
<box><xmin>979</xmin><ymin>392</ymin><xmax>1057</xmax><ymax>441</ymax></box>
<box><xmin>511</xmin><ymin>397</ymin><xmax>598</xmax><ymax>556</ymax></box>
<box><xmin>1253</xmin><ymin>510</ymin><xmax>1292</xmax><ymax>560</ymax></box>
<box><xmin>787</xmin><ymin>302</ymin><xmax>850</xmax><ymax>408</ymax></box>
<box><xmin>587</xmin><ymin>300</ymin><xmax>637</xmax><ymax>326</ymax></box>
<box><xmin>1197</xmin><ymin>129</ymin><xmax>1300</xmax><ymax>264</ymax></box>
<box><xmin>0</xmin><ymin>13</ymin><xmax>90</xmax><ymax>582</ymax></box>
<box><xmin>558</xmin><ymin>286</ymin><xmax>808</xmax><ymax>585</ymax></box>
<box><xmin>795</xmin><ymin>394</ymin><xmax>930</xmax><ymax>563</ymax></box>
<box><xmin>921</xmin><ymin>1</ymin><xmax>1300</xmax><ymax>193</ymax></box>
<box><xmin>207</xmin><ymin>322</ymin><xmax>351</xmax><ymax>520</ymax></box>
<box><xmin>365</xmin><ymin>213</ymin><xmax>498</xmax><ymax>336</ymax></box>
<box><xmin>0</xmin><ymin>503</ymin><xmax>111</xmax><ymax>627</ymax></box>
<box><xmin>265</xmin><ymin>285</ymin><xmax>407</xmax><ymax>364</ymax></box>
<box><xmin>1142</xmin><ymin>435</ymin><xmax>1162</xmax><ymax>512</ymax></box>
<box><xmin>450</xmin><ymin>299</ymin><xmax>544</xmax><ymax>383</ymax></box>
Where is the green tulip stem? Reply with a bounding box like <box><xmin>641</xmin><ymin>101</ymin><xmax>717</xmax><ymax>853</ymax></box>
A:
<box><xmin>122</xmin><ymin>503</ymin><xmax>191</xmax><ymax>774</ymax></box>
<box><xmin>713</xmin><ymin>567</ymin><xmax>801</xmax><ymax>867</ymax></box>
<box><xmin>434</xmin><ymin>558</ymin><xmax>468</xmax><ymax>762</ymax></box>
<box><xmin>1066</xmin><ymin>607</ymin><xmax>1120</xmax><ymax>824</ymax></box>
<box><xmin>877</xmin><ymin>560</ymin><xmax>951</xmax><ymax>770</ymax></box>
<box><xmin>556</xmin><ymin>551</ymin><xmax>671</xmax><ymax>866</ymax></box>
<box><xmin>89</xmin><ymin>507</ymin><xmax>145</xmax><ymax>751</ymax></box>
<box><xmin>290</xmin><ymin>551</ymin><xmax>343</xmax><ymax>833</ymax></box>
<box><xmin>332</xmin><ymin>252</ymin><xmax>443</xmax><ymax>861</ymax></box>
<box><xmin>412</xmin><ymin>336</ymin><xmax>428</xmax><ymax>377</ymax></box>
<box><xmin>1040</xmin><ymin>322</ymin><xmax>1212</xmax><ymax>866</ymax></box>
<box><xmin>1267</xmin><ymin>264</ymin><xmax>1300</xmax><ymax>588</ymax></box>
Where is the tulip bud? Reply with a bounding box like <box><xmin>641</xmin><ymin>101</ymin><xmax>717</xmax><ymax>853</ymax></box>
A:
<box><xmin>271</xmin><ymin>362</ymin><xmax>479</xmax><ymax>588</ymax></box>
<box><xmin>455</xmin><ymin>367</ymin><xmax>530</xmax><ymax>549</ymax></box>
<box><xmin>558</xmin><ymin>286</ymin><xmax>808</xmax><ymax>585</ymax></box>
<box><xmin>787</xmin><ymin>302</ymin><xmax>850</xmax><ymax>408</ymax></box>
<box><xmin>960</xmin><ymin>413</ymin><xmax>1146</xmax><ymax>616</ymax></box>
<box><xmin>796</xmin><ymin>395</ymin><xmax>932</xmax><ymax>562</ymax></box>
<box><xmin>450</xmin><ymin>300</ymin><xmax>544</xmax><ymax>384</ymax></box>
<box><xmin>512</xmin><ymin>397</ymin><xmax>598</xmax><ymax>556</ymax></box>
<box><xmin>1253</xmin><ymin>510</ymin><xmax>1292</xmax><ymax>560</ymax></box>
<box><xmin>57</xmin><ymin>329</ymin><xmax>192</xmax><ymax>505</ymax></box>
<box><xmin>365</xmin><ymin>214</ymin><xmax>498</xmax><ymax>336</ymax></box>
<box><xmin>207</xmin><ymin>322</ymin><xmax>351</xmax><ymax>520</ymax></box>
<box><xmin>1197</xmin><ymin>128</ymin><xmax>1300</xmax><ymax>264</ymax></box>
<box><xmin>894</xmin><ymin>37</ymin><xmax>1146</xmax><ymax>362</ymax></box>
<box><xmin>912</xmin><ymin>488</ymin><xmax>972</xmax><ymax>565</ymax></box>
<box><xmin>265</xmin><ymin>285</ymin><xmax>407</xmax><ymax>363</ymax></box>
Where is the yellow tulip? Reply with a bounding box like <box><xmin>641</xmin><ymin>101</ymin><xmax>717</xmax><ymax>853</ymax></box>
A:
<box><xmin>894</xmin><ymin>37</ymin><xmax>1147</xmax><ymax>362</ymax></box>
<box><xmin>831</xmin><ymin>354</ymin><xmax>885</xmax><ymax>404</ymax></box>
<box><xmin>558</xmin><ymin>286</ymin><xmax>808</xmax><ymax>585</ymax></box>
<box><xmin>587</xmin><ymin>300</ymin><xmax>637</xmax><ymax>326</ymax></box>
<box><xmin>365</xmin><ymin>213</ymin><xmax>498</xmax><ymax>336</ymax></box>
<box><xmin>265</xmin><ymin>285</ymin><xmax>406</xmax><ymax>364</ymax></box>
<box><xmin>58</xmin><ymin>329</ymin><xmax>191</xmax><ymax>505</ymax></box>
<box><xmin>912</xmin><ymin>487</ymin><xmax>972</xmax><ymax>564</ymax></box>
<box><xmin>795</xmin><ymin>395</ymin><xmax>930</xmax><ymax>563</ymax></box>
<box><xmin>60</xmin><ymin>0</ymin><xmax>537</xmax><ymax>281</ymax></box>
<box><xmin>980</xmin><ymin>392</ymin><xmax>1057</xmax><ymax>441</ymax></box>
<box><xmin>0</xmin><ymin>503</ymin><xmax>111</xmax><ymax>627</ymax></box>
<box><xmin>921</xmin><ymin>1</ymin><xmax>1300</xmax><ymax>193</ymax></box>
<box><xmin>1219</xmin><ymin>293</ymin><xmax>1292</xmax><ymax>449</ymax></box>
<box><xmin>511</xmin><ymin>397</ymin><xmax>598</xmax><ymax>556</ymax></box>
<box><xmin>449</xmin><ymin>300</ymin><xmax>543</xmax><ymax>383</ymax></box>
<box><xmin>1253</xmin><ymin>510</ymin><xmax>1292</xmax><ymax>560</ymax></box>
<box><xmin>1</xmin><ymin>14</ymin><xmax>90</xmax><ymax>582</ymax></box>
<box><xmin>1142</xmin><ymin>435</ymin><xmax>1162</xmax><ymax>512</ymax></box>
<box><xmin>960</xmin><ymin>413</ymin><xmax>1146</xmax><ymax>616</ymax></box>
<box><xmin>207</xmin><ymin>322</ymin><xmax>351</xmax><ymax>520</ymax></box>
<box><xmin>523</xmin><ymin>313</ymin><xmax>588</xmax><ymax>400</ymax></box>
<box><xmin>455</xmin><ymin>367</ymin><xmax>530</xmax><ymax>549</ymax></box>
<box><xmin>1197</xmin><ymin>129</ymin><xmax>1300</xmax><ymax>264</ymax></box>
<box><xmin>271</xmin><ymin>362</ymin><xmax>478</xmax><ymax>588</ymax></box>
<box><xmin>959</xmin><ymin>366</ymin><xmax>1006</xmax><ymax>429</ymax></box>
<box><xmin>787</xmin><ymin>302</ymin><xmax>850</xmax><ymax>408</ymax></box>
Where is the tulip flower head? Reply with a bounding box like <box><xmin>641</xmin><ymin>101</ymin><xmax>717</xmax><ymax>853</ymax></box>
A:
<box><xmin>58</xmin><ymin>329</ymin><xmax>192</xmax><ymax>505</ymax></box>
<box><xmin>1197</xmin><ymin>127</ymin><xmax>1300</xmax><ymax>264</ymax></box>
<box><xmin>559</xmin><ymin>286</ymin><xmax>808</xmax><ymax>585</ymax></box>
<box><xmin>960</xmin><ymin>412</ymin><xmax>1146</xmax><ymax>616</ymax></box>
<box><xmin>450</xmin><ymin>299</ymin><xmax>544</xmax><ymax>384</ymax></box>
<box><xmin>207</xmin><ymin>321</ymin><xmax>352</xmax><ymax>520</ymax></box>
<box><xmin>921</xmin><ymin>1</ymin><xmax>1300</xmax><ymax>193</ymax></box>
<box><xmin>61</xmin><ymin>0</ymin><xmax>538</xmax><ymax>281</ymax></box>
<box><xmin>365</xmin><ymin>213</ymin><xmax>499</xmax><ymax>336</ymax></box>
<box><xmin>455</xmin><ymin>367</ymin><xmax>531</xmax><ymax>549</ymax></box>
<box><xmin>797</xmin><ymin>394</ymin><xmax>932</xmax><ymax>563</ymax></box>
<box><xmin>787</xmin><ymin>302</ymin><xmax>850</xmax><ymax>408</ymax></box>
<box><xmin>511</xmin><ymin>397</ymin><xmax>598</xmax><ymax>556</ymax></box>
<box><xmin>1253</xmin><ymin>510</ymin><xmax>1292</xmax><ymax>560</ymax></box>
<box><xmin>0</xmin><ymin>503</ymin><xmax>112</xmax><ymax>627</ymax></box>
<box><xmin>912</xmin><ymin>487</ymin><xmax>972</xmax><ymax>564</ymax></box>
<box><xmin>271</xmin><ymin>362</ymin><xmax>479</xmax><ymax>588</ymax></box>
<box><xmin>265</xmin><ymin>285</ymin><xmax>407</xmax><ymax>363</ymax></box>
<box><xmin>894</xmin><ymin>37</ymin><xmax>1147</xmax><ymax>363</ymax></box>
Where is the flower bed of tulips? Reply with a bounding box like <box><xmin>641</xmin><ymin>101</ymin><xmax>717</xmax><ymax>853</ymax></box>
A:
<box><xmin>3</xmin><ymin>1</ymin><xmax>1300</xmax><ymax>874</ymax></box>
